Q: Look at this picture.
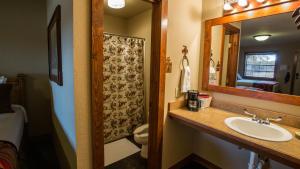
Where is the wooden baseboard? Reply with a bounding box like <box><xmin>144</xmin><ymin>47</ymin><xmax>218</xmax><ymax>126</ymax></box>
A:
<box><xmin>169</xmin><ymin>154</ymin><xmax>222</xmax><ymax>169</ymax></box>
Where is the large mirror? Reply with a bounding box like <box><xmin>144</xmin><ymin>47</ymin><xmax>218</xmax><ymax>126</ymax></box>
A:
<box><xmin>209</xmin><ymin>12</ymin><xmax>300</xmax><ymax>96</ymax></box>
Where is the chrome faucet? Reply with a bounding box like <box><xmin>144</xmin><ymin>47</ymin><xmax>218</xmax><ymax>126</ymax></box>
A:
<box><xmin>243</xmin><ymin>109</ymin><xmax>282</xmax><ymax>125</ymax></box>
<box><xmin>243</xmin><ymin>109</ymin><xmax>258</xmax><ymax>121</ymax></box>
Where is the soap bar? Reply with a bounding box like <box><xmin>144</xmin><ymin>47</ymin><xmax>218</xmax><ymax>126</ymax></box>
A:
<box><xmin>295</xmin><ymin>131</ymin><xmax>300</xmax><ymax>140</ymax></box>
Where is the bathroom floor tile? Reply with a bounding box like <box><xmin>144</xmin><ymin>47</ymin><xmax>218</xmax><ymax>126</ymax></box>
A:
<box><xmin>105</xmin><ymin>152</ymin><xmax>147</xmax><ymax>169</ymax></box>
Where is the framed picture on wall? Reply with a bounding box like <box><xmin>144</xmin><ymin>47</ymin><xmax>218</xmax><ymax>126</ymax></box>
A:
<box><xmin>48</xmin><ymin>5</ymin><xmax>63</xmax><ymax>86</ymax></box>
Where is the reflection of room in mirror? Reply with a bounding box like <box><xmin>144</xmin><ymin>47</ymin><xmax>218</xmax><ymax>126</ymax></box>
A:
<box><xmin>210</xmin><ymin>12</ymin><xmax>300</xmax><ymax>96</ymax></box>
<box><xmin>103</xmin><ymin>0</ymin><xmax>152</xmax><ymax>168</ymax></box>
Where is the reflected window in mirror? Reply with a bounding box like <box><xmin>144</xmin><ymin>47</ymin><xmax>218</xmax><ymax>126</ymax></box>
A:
<box><xmin>244</xmin><ymin>52</ymin><xmax>277</xmax><ymax>80</ymax></box>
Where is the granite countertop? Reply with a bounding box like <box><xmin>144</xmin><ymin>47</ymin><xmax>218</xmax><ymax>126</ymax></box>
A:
<box><xmin>168</xmin><ymin>107</ymin><xmax>300</xmax><ymax>168</ymax></box>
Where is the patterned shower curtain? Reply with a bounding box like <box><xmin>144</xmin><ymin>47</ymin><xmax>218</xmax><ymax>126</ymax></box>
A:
<box><xmin>103</xmin><ymin>33</ymin><xmax>145</xmax><ymax>143</ymax></box>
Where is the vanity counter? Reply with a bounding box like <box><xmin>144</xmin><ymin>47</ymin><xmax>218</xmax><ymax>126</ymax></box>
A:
<box><xmin>168</xmin><ymin>107</ymin><xmax>300</xmax><ymax>168</ymax></box>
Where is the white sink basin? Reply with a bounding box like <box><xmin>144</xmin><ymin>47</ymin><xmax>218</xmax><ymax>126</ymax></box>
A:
<box><xmin>225</xmin><ymin>117</ymin><xmax>293</xmax><ymax>142</ymax></box>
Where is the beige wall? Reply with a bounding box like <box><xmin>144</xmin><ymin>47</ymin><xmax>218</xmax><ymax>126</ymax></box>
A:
<box><xmin>47</xmin><ymin>0</ymin><xmax>77</xmax><ymax>168</ymax></box>
<box><xmin>0</xmin><ymin>0</ymin><xmax>52</xmax><ymax>137</ymax></box>
<box><xmin>128</xmin><ymin>9</ymin><xmax>152</xmax><ymax>119</ymax></box>
<box><xmin>73</xmin><ymin>0</ymin><xmax>92</xmax><ymax>168</ymax></box>
<box><xmin>162</xmin><ymin>0</ymin><xmax>203</xmax><ymax>168</ymax></box>
<box><xmin>104</xmin><ymin>14</ymin><xmax>128</xmax><ymax>35</ymax></box>
<box><xmin>47</xmin><ymin>0</ymin><xmax>92</xmax><ymax>169</ymax></box>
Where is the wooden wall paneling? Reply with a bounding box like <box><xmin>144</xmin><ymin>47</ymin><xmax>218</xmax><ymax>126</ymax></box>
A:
<box><xmin>202</xmin><ymin>1</ymin><xmax>300</xmax><ymax>106</ymax></box>
<box><xmin>148</xmin><ymin>0</ymin><xmax>168</xmax><ymax>168</ymax></box>
<box><xmin>91</xmin><ymin>0</ymin><xmax>104</xmax><ymax>168</ymax></box>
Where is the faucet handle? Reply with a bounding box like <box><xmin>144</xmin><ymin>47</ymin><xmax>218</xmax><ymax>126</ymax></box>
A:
<box><xmin>244</xmin><ymin>109</ymin><xmax>257</xmax><ymax>121</ymax></box>
<box><xmin>266</xmin><ymin>116</ymin><xmax>282</xmax><ymax>123</ymax></box>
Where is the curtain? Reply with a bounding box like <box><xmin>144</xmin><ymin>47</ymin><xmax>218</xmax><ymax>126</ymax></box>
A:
<box><xmin>103</xmin><ymin>33</ymin><xmax>145</xmax><ymax>143</ymax></box>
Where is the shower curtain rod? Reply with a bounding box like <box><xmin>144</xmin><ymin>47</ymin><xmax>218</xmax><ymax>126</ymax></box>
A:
<box><xmin>104</xmin><ymin>32</ymin><xmax>146</xmax><ymax>40</ymax></box>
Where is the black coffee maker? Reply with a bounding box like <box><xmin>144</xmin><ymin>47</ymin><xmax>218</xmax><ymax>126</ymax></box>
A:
<box><xmin>187</xmin><ymin>90</ymin><xmax>199</xmax><ymax>112</ymax></box>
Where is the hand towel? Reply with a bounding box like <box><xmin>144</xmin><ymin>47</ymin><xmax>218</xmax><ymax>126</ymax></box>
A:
<box><xmin>181</xmin><ymin>66</ymin><xmax>191</xmax><ymax>93</ymax></box>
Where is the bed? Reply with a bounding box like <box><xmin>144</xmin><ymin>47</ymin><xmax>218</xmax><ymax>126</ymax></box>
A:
<box><xmin>0</xmin><ymin>74</ymin><xmax>26</xmax><ymax>169</ymax></box>
<box><xmin>236</xmin><ymin>79</ymin><xmax>279</xmax><ymax>92</ymax></box>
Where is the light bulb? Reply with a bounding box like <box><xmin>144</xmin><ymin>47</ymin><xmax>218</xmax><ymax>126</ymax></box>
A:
<box><xmin>108</xmin><ymin>0</ymin><xmax>125</xmax><ymax>9</ymax></box>
<box><xmin>256</xmin><ymin>0</ymin><xmax>266</xmax><ymax>3</ymax></box>
<box><xmin>253</xmin><ymin>35</ymin><xmax>271</xmax><ymax>41</ymax></box>
<box><xmin>238</xmin><ymin>0</ymin><xmax>248</xmax><ymax>7</ymax></box>
<box><xmin>224</xmin><ymin>2</ymin><xmax>233</xmax><ymax>11</ymax></box>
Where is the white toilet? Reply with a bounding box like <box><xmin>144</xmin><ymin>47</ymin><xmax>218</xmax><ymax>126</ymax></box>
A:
<box><xmin>133</xmin><ymin>124</ymin><xmax>149</xmax><ymax>159</ymax></box>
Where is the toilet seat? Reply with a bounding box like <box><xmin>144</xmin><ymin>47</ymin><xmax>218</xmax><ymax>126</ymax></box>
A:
<box><xmin>134</xmin><ymin>124</ymin><xmax>148</xmax><ymax>135</ymax></box>
<box><xmin>136</xmin><ymin>133</ymin><xmax>148</xmax><ymax>138</ymax></box>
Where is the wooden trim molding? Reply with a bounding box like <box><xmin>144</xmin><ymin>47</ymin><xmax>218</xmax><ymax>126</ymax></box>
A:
<box><xmin>91</xmin><ymin>0</ymin><xmax>168</xmax><ymax>169</ymax></box>
<box><xmin>202</xmin><ymin>1</ymin><xmax>300</xmax><ymax>106</ymax></box>
<box><xmin>91</xmin><ymin>0</ymin><xmax>104</xmax><ymax>168</ymax></box>
<box><xmin>148</xmin><ymin>0</ymin><xmax>168</xmax><ymax>169</ymax></box>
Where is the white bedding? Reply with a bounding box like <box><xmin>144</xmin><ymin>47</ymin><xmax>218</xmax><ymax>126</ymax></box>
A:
<box><xmin>0</xmin><ymin>105</ymin><xmax>27</xmax><ymax>150</ymax></box>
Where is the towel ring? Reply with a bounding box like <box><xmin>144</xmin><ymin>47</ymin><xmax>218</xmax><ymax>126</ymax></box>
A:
<box><xmin>182</xmin><ymin>45</ymin><xmax>190</xmax><ymax>67</ymax></box>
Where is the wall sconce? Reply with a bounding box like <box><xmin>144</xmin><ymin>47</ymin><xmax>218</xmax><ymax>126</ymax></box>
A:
<box><xmin>238</xmin><ymin>0</ymin><xmax>248</xmax><ymax>7</ymax></box>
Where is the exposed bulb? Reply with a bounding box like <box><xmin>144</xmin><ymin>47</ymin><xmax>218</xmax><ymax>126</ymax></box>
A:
<box><xmin>256</xmin><ymin>0</ymin><xmax>266</xmax><ymax>3</ymax></box>
<box><xmin>108</xmin><ymin>0</ymin><xmax>125</xmax><ymax>9</ymax></box>
<box><xmin>238</xmin><ymin>0</ymin><xmax>248</xmax><ymax>7</ymax></box>
<box><xmin>254</xmin><ymin>35</ymin><xmax>271</xmax><ymax>41</ymax></box>
<box><xmin>224</xmin><ymin>2</ymin><xmax>233</xmax><ymax>11</ymax></box>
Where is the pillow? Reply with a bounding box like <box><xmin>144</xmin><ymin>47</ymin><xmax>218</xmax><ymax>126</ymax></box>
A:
<box><xmin>0</xmin><ymin>84</ymin><xmax>14</xmax><ymax>113</ymax></box>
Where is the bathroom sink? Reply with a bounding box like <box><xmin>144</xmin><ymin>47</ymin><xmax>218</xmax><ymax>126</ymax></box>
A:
<box><xmin>225</xmin><ymin>117</ymin><xmax>293</xmax><ymax>142</ymax></box>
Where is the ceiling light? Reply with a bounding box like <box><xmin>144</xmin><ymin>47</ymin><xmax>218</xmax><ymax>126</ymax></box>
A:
<box><xmin>256</xmin><ymin>0</ymin><xmax>267</xmax><ymax>3</ymax></box>
<box><xmin>238</xmin><ymin>0</ymin><xmax>248</xmax><ymax>7</ymax></box>
<box><xmin>108</xmin><ymin>0</ymin><xmax>125</xmax><ymax>9</ymax></box>
<box><xmin>224</xmin><ymin>2</ymin><xmax>233</xmax><ymax>11</ymax></box>
<box><xmin>254</xmin><ymin>35</ymin><xmax>271</xmax><ymax>41</ymax></box>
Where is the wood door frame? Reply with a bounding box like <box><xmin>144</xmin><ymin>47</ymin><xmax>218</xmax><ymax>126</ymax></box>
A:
<box><xmin>91</xmin><ymin>0</ymin><xmax>168</xmax><ymax>169</ymax></box>
<box><xmin>202</xmin><ymin>0</ymin><xmax>300</xmax><ymax>106</ymax></box>
<box><xmin>226</xmin><ymin>25</ymin><xmax>240</xmax><ymax>87</ymax></box>
<box><xmin>218</xmin><ymin>24</ymin><xmax>240</xmax><ymax>86</ymax></box>
<box><xmin>291</xmin><ymin>52</ymin><xmax>300</xmax><ymax>94</ymax></box>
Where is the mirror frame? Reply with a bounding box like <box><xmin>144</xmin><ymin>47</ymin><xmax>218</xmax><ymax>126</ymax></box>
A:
<box><xmin>202</xmin><ymin>0</ymin><xmax>300</xmax><ymax>106</ymax></box>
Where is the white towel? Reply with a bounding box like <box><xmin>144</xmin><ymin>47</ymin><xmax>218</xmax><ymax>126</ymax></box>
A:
<box><xmin>0</xmin><ymin>76</ymin><xmax>7</xmax><ymax>84</ymax></box>
<box><xmin>181</xmin><ymin>66</ymin><xmax>191</xmax><ymax>93</ymax></box>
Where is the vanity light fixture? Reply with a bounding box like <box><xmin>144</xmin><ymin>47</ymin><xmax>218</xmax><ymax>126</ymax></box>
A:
<box><xmin>254</xmin><ymin>34</ymin><xmax>271</xmax><ymax>41</ymax></box>
<box><xmin>238</xmin><ymin>0</ymin><xmax>248</xmax><ymax>7</ymax></box>
<box><xmin>224</xmin><ymin>0</ymin><xmax>233</xmax><ymax>11</ymax></box>
<box><xmin>108</xmin><ymin>0</ymin><xmax>125</xmax><ymax>9</ymax></box>
<box><xmin>224</xmin><ymin>2</ymin><xmax>233</xmax><ymax>11</ymax></box>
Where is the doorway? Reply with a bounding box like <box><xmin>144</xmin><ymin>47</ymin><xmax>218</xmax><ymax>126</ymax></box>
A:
<box><xmin>223</xmin><ymin>24</ymin><xmax>240</xmax><ymax>87</ymax></box>
<box><xmin>91</xmin><ymin>0</ymin><xmax>168</xmax><ymax>169</ymax></box>
<box><xmin>291</xmin><ymin>53</ymin><xmax>300</xmax><ymax>95</ymax></box>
